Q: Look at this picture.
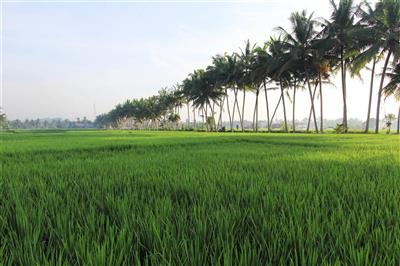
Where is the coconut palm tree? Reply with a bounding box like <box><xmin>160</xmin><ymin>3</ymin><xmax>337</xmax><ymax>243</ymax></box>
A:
<box><xmin>184</xmin><ymin>69</ymin><xmax>224</xmax><ymax>132</ymax></box>
<box><xmin>351</xmin><ymin>1</ymin><xmax>383</xmax><ymax>133</ymax></box>
<box><xmin>207</xmin><ymin>54</ymin><xmax>237</xmax><ymax>130</ymax></box>
<box><xmin>324</xmin><ymin>0</ymin><xmax>358</xmax><ymax>132</ymax></box>
<box><xmin>251</xmin><ymin>46</ymin><xmax>271</xmax><ymax>131</ymax></box>
<box><xmin>216</xmin><ymin>54</ymin><xmax>242</xmax><ymax>131</ymax></box>
<box><xmin>183</xmin><ymin>75</ymin><xmax>204</xmax><ymax>130</ymax></box>
<box><xmin>174</xmin><ymin>82</ymin><xmax>191</xmax><ymax>129</ymax></box>
<box><xmin>263</xmin><ymin>36</ymin><xmax>293</xmax><ymax>132</ymax></box>
<box><xmin>251</xmin><ymin>44</ymin><xmax>276</xmax><ymax>132</ymax></box>
<box><xmin>236</xmin><ymin>40</ymin><xmax>257</xmax><ymax>131</ymax></box>
<box><xmin>352</xmin><ymin>0</ymin><xmax>400</xmax><ymax>133</ymax></box>
<box><xmin>265</xmin><ymin>59</ymin><xmax>287</xmax><ymax>133</ymax></box>
<box><xmin>372</xmin><ymin>0</ymin><xmax>400</xmax><ymax>133</ymax></box>
<box><xmin>276</xmin><ymin>10</ymin><xmax>322</xmax><ymax>133</ymax></box>
<box><xmin>181</xmin><ymin>78</ymin><xmax>195</xmax><ymax>129</ymax></box>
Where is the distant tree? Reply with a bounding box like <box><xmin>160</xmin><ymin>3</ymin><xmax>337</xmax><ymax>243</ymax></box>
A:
<box><xmin>168</xmin><ymin>113</ymin><xmax>181</xmax><ymax>129</ymax></box>
<box><xmin>385</xmin><ymin>113</ymin><xmax>395</xmax><ymax>133</ymax></box>
<box><xmin>0</xmin><ymin>108</ymin><xmax>8</xmax><ymax>130</ymax></box>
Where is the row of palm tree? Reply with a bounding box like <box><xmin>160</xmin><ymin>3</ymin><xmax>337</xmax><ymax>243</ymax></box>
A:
<box><xmin>99</xmin><ymin>0</ymin><xmax>400</xmax><ymax>133</ymax></box>
<box><xmin>95</xmin><ymin>88</ymin><xmax>184</xmax><ymax>129</ymax></box>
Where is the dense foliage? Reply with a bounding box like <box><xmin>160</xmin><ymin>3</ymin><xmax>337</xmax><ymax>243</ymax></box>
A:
<box><xmin>6</xmin><ymin>117</ymin><xmax>94</xmax><ymax>129</ymax></box>
<box><xmin>95</xmin><ymin>88</ymin><xmax>184</xmax><ymax>130</ymax></box>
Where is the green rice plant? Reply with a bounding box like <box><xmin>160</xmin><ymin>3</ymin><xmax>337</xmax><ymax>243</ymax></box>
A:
<box><xmin>0</xmin><ymin>130</ymin><xmax>399</xmax><ymax>265</ymax></box>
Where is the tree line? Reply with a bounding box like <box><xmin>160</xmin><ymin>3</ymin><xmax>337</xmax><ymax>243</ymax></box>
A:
<box><xmin>96</xmin><ymin>0</ymin><xmax>400</xmax><ymax>134</ymax></box>
<box><xmin>4</xmin><ymin>117</ymin><xmax>95</xmax><ymax>130</ymax></box>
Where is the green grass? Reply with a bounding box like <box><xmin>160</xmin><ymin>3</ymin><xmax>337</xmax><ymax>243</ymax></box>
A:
<box><xmin>1</xmin><ymin>130</ymin><xmax>399</xmax><ymax>265</ymax></box>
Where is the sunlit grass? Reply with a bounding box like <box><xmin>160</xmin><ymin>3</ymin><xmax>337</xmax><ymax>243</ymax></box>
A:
<box><xmin>1</xmin><ymin>130</ymin><xmax>399</xmax><ymax>264</ymax></box>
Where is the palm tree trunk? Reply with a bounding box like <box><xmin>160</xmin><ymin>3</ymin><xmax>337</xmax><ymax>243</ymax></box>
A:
<box><xmin>397</xmin><ymin>105</ymin><xmax>400</xmax><ymax>134</ymax></box>
<box><xmin>263</xmin><ymin>80</ymin><xmax>271</xmax><ymax>132</ymax></box>
<box><xmin>187</xmin><ymin>101</ymin><xmax>190</xmax><ymax>129</ymax></box>
<box><xmin>375</xmin><ymin>50</ymin><xmax>392</xmax><ymax>134</ymax></box>
<box><xmin>231</xmin><ymin>89</ymin><xmax>236</xmax><ymax>131</ymax></box>
<box><xmin>341</xmin><ymin>49</ymin><xmax>348</xmax><ymax>132</ymax></box>
<box><xmin>306</xmin><ymin>88</ymin><xmax>315</xmax><ymax>131</ymax></box>
<box><xmin>241</xmin><ymin>90</ymin><xmax>246</xmax><ymax>132</ymax></box>
<box><xmin>225</xmin><ymin>89</ymin><xmax>232</xmax><ymax>131</ymax></box>
<box><xmin>256</xmin><ymin>88</ymin><xmax>259</xmax><ymax>132</ymax></box>
<box><xmin>270</xmin><ymin>95</ymin><xmax>282</xmax><ymax>129</ymax></box>
<box><xmin>319</xmin><ymin>74</ymin><xmax>323</xmax><ymax>133</ymax></box>
<box><xmin>193</xmin><ymin>107</ymin><xmax>196</xmax><ymax>129</ymax></box>
<box><xmin>252</xmin><ymin>98</ymin><xmax>256</xmax><ymax>131</ymax></box>
<box><xmin>280</xmin><ymin>80</ymin><xmax>288</xmax><ymax>133</ymax></box>
<box><xmin>205</xmin><ymin>105</ymin><xmax>210</xmax><ymax>132</ymax></box>
<box><xmin>202</xmin><ymin>106</ymin><xmax>206</xmax><ymax>131</ymax></box>
<box><xmin>235</xmin><ymin>89</ymin><xmax>242</xmax><ymax>129</ymax></box>
<box><xmin>253</xmin><ymin>88</ymin><xmax>259</xmax><ymax>132</ymax></box>
<box><xmin>292</xmin><ymin>82</ymin><xmax>296</xmax><ymax>133</ymax></box>
<box><xmin>212</xmin><ymin>101</ymin><xmax>216</xmax><ymax>131</ymax></box>
<box><xmin>209</xmin><ymin>102</ymin><xmax>216</xmax><ymax>132</ymax></box>
<box><xmin>218</xmin><ymin>97</ymin><xmax>225</xmax><ymax>130</ymax></box>
<box><xmin>306</xmin><ymin>77</ymin><xmax>319</xmax><ymax>133</ymax></box>
<box><xmin>365</xmin><ymin>58</ymin><xmax>376</xmax><ymax>133</ymax></box>
<box><xmin>232</xmin><ymin>87</ymin><xmax>240</xmax><ymax>131</ymax></box>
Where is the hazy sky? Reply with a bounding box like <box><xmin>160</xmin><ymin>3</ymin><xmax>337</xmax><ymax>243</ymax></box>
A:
<box><xmin>2</xmin><ymin>0</ymin><xmax>397</xmax><ymax>121</ymax></box>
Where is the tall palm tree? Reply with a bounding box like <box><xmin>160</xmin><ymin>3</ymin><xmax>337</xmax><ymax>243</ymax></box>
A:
<box><xmin>174</xmin><ymin>82</ymin><xmax>191</xmax><ymax>129</ymax></box>
<box><xmin>235</xmin><ymin>40</ymin><xmax>257</xmax><ymax>131</ymax></box>
<box><xmin>182</xmin><ymin>78</ymin><xmax>195</xmax><ymax>128</ymax></box>
<box><xmin>219</xmin><ymin>54</ymin><xmax>242</xmax><ymax>131</ymax></box>
<box><xmin>352</xmin><ymin>1</ymin><xmax>383</xmax><ymax>133</ymax></box>
<box><xmin>183</xmin><ymin>70</ymin><xmax>224</xmax><ymax>131</ymax></box>
<box><xmin>169</xmin><ymin>84</ymin><xmax>186</xmax><ymax>128</ymax></box>
<box><xmin>207</xmin><ymin>54</ymin><xmax>230</xmax><ymax>130</ymax></box>
<box><xmin>249</xmin><ymin>46</ymin><xmax>271</xmax><ymax>131</ymax></box>
<box><xmin>352</xmin><ymin>0</ymin><xmax>400</xmax><ymax>133</ymax></box>
<box><xmin>276</xmin><ymin>10</ymin><xmax>322</xmax><ymax>133</ymax></box>
<box><xmin>372</xmin><ymin>0</ymin><xmax>400</xmax><ymax>133</ymax></box>
<box><xmin>324</xmin><ymin>0</ymin><xmax>357</xmax><ymax>132</ymax></box>
<box><xmin>264</xmin><ymin>37</ymin><xmax>292</xmax><ymax>132</ymax></box>
<box><xmin>252</xmin><ymin>44</ymin><xmax>274</xmax><ymax>132</ymax></box>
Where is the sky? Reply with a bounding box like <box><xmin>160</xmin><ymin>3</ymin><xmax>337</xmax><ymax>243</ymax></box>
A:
<box><xmin>1</xmin><ymin>0</ymin><xmax>398</xmax><ymax>121</ymax></box>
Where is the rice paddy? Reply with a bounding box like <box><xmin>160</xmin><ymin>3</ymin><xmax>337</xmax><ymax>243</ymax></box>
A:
<box><xmin>1</xmin><ymin>130</ymin><xmax>399</xmax><ymax>265</ymax></box>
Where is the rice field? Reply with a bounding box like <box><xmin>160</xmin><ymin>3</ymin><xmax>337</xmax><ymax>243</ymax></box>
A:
<box><xmin>1</xmin><ymin>130</ymin><xmax>399</xmax><ymax>265</ymax></box>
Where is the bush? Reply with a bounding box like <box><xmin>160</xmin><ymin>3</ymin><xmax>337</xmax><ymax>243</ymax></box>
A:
<box><xmin>334</xmin><ymin>123</ymin><xmax>347</xmax><ymax>134</ymax></box>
